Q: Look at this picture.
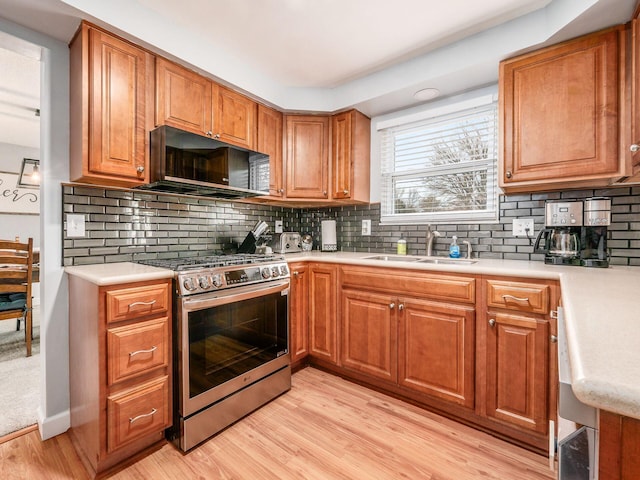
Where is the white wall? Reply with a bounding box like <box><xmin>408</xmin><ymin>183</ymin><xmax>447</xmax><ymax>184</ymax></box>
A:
<box><xmin>0</xmin><ymin>142</ymin><xmax>41</xmax><ymax>248</ymax></box>
<box><xmin>0</xmin><ymin>17</ymin><xmax>71</xmax><ymax>440</ymax></box>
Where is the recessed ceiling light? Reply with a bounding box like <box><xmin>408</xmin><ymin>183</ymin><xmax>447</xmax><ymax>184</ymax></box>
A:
<box><xmin>414</xmin><ymin>88</ymin><xmax>440</xmax><ymax>101</ymax></box>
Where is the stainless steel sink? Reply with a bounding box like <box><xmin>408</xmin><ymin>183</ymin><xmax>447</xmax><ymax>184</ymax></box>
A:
<box><xmin>416</xmin><ymin>257</ymin><xmax>477</xmax><ymax>265</ymax></box>
<box><xmin>362</xmin><ymin>254</ymin><xmax>477</xmax><ymax>265</ymax></box>
<box><xmin>362</xmin><ymin>255</ymin><xmax>423</xmax><ymax>262</ymax></box>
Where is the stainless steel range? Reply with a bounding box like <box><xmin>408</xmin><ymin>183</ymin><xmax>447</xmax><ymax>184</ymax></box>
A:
<box><xmin>139</xmin><ymin>254</ymin><xmax>291</xmax><ymax>451</ymax></box>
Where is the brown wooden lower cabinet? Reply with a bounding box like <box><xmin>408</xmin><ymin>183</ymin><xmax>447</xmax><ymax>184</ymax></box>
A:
<box><xmin>288</xmin><ymin>262</ymin><xmax>309</xmax><ymax>365</ymax></box>
<box><xmin>308</xmin><ymin>263</ymin><xmax>338</xmax><ymax>364</ymax></box>
<box><xmin>291</xmin><ymin>262</ymin><xmax>560</xmax><ymax>454</ymax></box>
<box><xmin>68</xmin><ymin>276</ymin><xmax>173</xmax><ymax>478</ymax></box>
<box><xmin>600</xmin><ymin>410</ymin><xmax>640</xmax><ymax>480</ymax></box>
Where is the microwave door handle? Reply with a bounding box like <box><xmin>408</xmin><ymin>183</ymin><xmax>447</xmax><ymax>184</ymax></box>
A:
<box><xmin>181</xmin><ymin>281</ymin><xmax>289</xmax><ymax>311</ymax></box>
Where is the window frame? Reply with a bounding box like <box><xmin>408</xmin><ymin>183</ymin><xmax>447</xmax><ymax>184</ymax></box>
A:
<box><xmin>377</xmin><ymin>91</ymin><xmax>499</xmax><ymax>225</ymax></box>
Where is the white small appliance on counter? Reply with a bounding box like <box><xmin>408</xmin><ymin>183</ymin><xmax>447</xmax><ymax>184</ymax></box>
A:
<box><xmin>321</xmin><ymin>220</ymin><xmax>337</xmax><ymax>251</ymax></box>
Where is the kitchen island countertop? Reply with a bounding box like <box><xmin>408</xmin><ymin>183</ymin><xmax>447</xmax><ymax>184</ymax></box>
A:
<box><xmin>284</xmin><ymin>251</ymin><xmax>640</xmax><ymax>420</ymax></box>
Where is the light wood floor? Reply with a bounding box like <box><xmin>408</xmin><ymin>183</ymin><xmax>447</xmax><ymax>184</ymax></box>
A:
<box><xmin>0</xmin><ymin>368</ymin><xmax>555</xmax><ymax>479</ymax></box>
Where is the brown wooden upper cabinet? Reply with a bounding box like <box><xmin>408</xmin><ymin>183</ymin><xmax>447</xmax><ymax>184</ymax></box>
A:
<box><xmin>155</xmin><ymin>57</ymin><xmax>213</xmax><ymax>136</ymax></box>
<box><xmin>630</xmin><ymin>9</ymin><xmax>640</xmax><ymax>178</ymax></box>
<box><xmin>69</xmin><ymin>22</ymin><xmax>153</xmax><ymax>187</ymax></box>
<box><xmin>257</xmin><ymin>104</ymin><xmax>284</xmax><ymax>197</ymax></box>
<box><xmin>499</xmin><ymin>26</ymin><xmax>625</xmax><ymax>192</ymax></box>
<box><xmin>331</xmin><ymin>110</ymin><xmax>371</xmax><ymax>203</ymax></box>
<box><xmin>156</xmin><ymin>59</ymin><xmax>257</xmax><ymax>150</ymax></box>
<box><xmin>214</xmin><ymin>85</ymin><xmax>257</xmax><ymax>149</ymax></box>
<box><xmin>285</xmin><ymin>115</ymin><xmax>330</xmax><ymax>199</ymax></box>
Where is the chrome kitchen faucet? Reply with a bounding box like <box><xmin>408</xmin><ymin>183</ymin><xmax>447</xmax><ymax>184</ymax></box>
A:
<box><xmin>425</xmin><ymin>225</ymin><xmax>441</xmax><ymax>256</ymax></box>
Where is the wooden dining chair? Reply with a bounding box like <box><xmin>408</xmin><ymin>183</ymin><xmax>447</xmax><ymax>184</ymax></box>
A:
<box><xmin>0</xmin><ymin>238</ymin><xmax>35</xmax><ymax>357</ymax></box>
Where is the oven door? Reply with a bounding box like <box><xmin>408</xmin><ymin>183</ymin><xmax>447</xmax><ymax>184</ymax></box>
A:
<box><xmin>178</xmin><ymin>280</ymin><xmax>289</xmax><ymax>417</ymax></box>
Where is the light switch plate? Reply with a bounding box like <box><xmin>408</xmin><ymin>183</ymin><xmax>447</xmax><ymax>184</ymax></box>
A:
<box><xmin>512</xmin><ymin>218</ymin><xmax>534</xmax><ymax>237</ymax></box>
<box><xmin>275</xmin><ymin>220</ymin><xmax>283</xmax><ymax>233</ymax></box>
<box><xmin>67</xmin><ymin>213</ymin><xmax>86</xmax><ymax>238</ymax></box>
<box><xmin>362</xmin><ymin>219</ymin><xmax>371</xmax><ymax>236</ymax></box>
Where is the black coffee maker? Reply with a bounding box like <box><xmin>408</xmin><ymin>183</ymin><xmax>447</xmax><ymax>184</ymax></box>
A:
<box><xmin>534</xmin><ymin>200</ymin><xmax>583</xmax><ymax>265</ymax></box>
<box><xmin>580</xmin><ymin>197</ymin><xmax>611</xmax><ymax>268</ymax></box>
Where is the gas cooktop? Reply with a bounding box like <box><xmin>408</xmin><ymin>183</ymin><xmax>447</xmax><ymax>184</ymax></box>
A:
<box><xmin>138</xmin><ymin>253</ymin><xmax>289</xmax><ymax>296</ymax></box>
<box><xmin>138</xmin><ymin>253</ymin><xmax>284</xmax><ymax>271</ymax></box>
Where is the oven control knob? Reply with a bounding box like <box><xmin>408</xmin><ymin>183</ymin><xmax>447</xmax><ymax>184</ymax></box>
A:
<box><xmin>211</xmin><ymin>274</ymin><xmax>223</xmax><ymax>288</ymax></box>
<box><xmin>183</xmin><ymin>278</ymin><xmax>197</xmax><ymax>292</ymax></box>
<box><xmin>271</xmin><ymin>266</ymin><xmax>280</xmax><ymax>277</ymax></box>
<box><xmin>280</xmin><ymin>265</ymin><xmax>288</xmax><ymax>276</ymax></box>
<box><xmin>198</xmin><ymin>276</ymin><xmax>210</xmax><ymax>289</ymax></box>
<box><xmin>261</xmin><ymin>267</ymin><xmax>271</xmax><ymax>279</ymax></box>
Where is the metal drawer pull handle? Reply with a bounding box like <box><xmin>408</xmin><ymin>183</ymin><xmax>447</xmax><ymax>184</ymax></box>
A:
<box><xmin>129</xmin><ymin>408</ymin><xmax>157</xmax><ymax>424</ymax></box>
<box><xmin>501</xmin><ymin>294</ymin><xmax>530</xmax><ymax>304</ymax></box>
<box><xmin>129</xmin><ymin>345</ymin><xmax>157</xmax><ymax>357</ymax></box>
<box><xmin>128</xmin><ymin>299</ymin><xmax>157</xmax><ymax>308</ymax></box>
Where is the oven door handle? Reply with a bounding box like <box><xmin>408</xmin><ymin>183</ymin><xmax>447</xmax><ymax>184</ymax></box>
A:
<box><xmin>181</xmin><ymin>280</ymin><xmax>289</xmax><ymax>311</ymax></box>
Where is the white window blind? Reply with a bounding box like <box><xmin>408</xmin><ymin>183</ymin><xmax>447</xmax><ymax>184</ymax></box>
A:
<box><xmin>380</xmin><ymin>100</ymin><xmax>498</xmax><ymax>224</ymax></box>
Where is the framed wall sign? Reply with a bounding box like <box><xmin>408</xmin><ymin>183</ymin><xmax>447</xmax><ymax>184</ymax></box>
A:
<box><xmin>0</xmin><ymin>171</ymin><xmax>40</xmax><ymax>214</ymax></box>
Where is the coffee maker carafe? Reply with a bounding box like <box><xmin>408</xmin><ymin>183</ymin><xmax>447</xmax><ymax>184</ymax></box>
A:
<box><xmin>534</xmin><ymin>200</ymin><xmax>583</xmax><ymax>265</ymax></box>
<box><xmin>580</xmin><ymin>197</ymin><xmax>611</xmax><ymax>268</ymax></box>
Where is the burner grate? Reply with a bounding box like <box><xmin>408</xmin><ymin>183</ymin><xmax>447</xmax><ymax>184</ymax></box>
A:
<box><xmin>138</xmin><ymin>253</ymin><xmax>283</xmax><ymax>271</ymax></box>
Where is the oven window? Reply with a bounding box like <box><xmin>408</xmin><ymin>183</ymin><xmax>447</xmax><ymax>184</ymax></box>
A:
<box><xmin>187</xmin><ymin>291</ymin><xmax>288</xmax><ymax>398</ymax></box>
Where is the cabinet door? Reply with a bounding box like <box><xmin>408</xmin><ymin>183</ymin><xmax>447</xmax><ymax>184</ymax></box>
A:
<box><xmin>289</xmin><ymin>263</ymin><xmax>309</xmax><ymax>363</ymax></box>
<box><xmin>308</xmin><ymin>264</ymin><xmax>337</xmax><ymax>363</ymax></box>
<box><xmin>341</xmin><ymin>289</ymin><xmax>397</xmax><ymax>382</ymax></box>
<box><xmin>398</xmin><ymin>299</ymin><xmax>475</xmax><ymax>408</ymax></box>
<box><xmin>631</xmin><ymin>14</ymin><xmax>640</xmax><ymax>174</ymax></box>
<box><xmin>257</xmin><ymin>104</ymin><xmax>284</xmax><ymax>197</ymax></box>
<box><xmin>485</xmin><ymin>311</ymin><xmax>549</xmax><ymax>434</ymax></box>
<box><xmin>70</xmin><ymin>25</ymin><xmax>151</xmax><ymax>185</ymax></box>
<box><xmin>156</xmin><ymin>57</ymin><xmax>212</xmax><ymax>135</ymax></box>
<box><xmin>285</xmin><ymin>115</ymin><xmax>330</xmax><ymax>199</ymax></box>
<box><xmin>500</xmin><ymin>27</ymin><xmax>622</xmax><ymax>190</ymax></box>
<box><xmin>214</xmin><ymin>85</ymin><xmax>257</xmax><ymax>149</ymax></box>
<box><xmin>331</xmin><ymin>110</ymin><xmax>370</xmax><ymax>202</ymax></box>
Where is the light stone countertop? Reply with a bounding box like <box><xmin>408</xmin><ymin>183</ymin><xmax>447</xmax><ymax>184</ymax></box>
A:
<box><xmin>285</xmin><ymin>251</ymin><xmax>640</xmax><ymax>420</ymax></box>
<box><xmin>65</xmin><ymin>253</ymin><xmax>640</xmax><ymax>420</ymax></box>
<box><xmin>65</xmin><ymin>262</ymin><xmax>174</xmax><ymax>285</ymax></box>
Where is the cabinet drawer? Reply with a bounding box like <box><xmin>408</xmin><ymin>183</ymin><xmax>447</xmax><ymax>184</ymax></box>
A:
<box><xmin>107</xmin><ymin>317</ymin><xmax>169</xmax><ymax>385</ymax></box>
<box><xmin>106</xmin><ymin>283</ymin><xmax>169</xmax><ymax>323</ymax></box>
<box><xmin>486</xmin><ymin>280</ymin><xmax>550</xmax><ymax>314</ymax></box>
<box><xmin>341</xmin><ymin>266</ymin><xmax>475</xmax><ymax>304</ymax></box>
<box><xmin>107</xmin><ymin>376</ymin><xmax>170</xmax><ymax>452</ymax></box>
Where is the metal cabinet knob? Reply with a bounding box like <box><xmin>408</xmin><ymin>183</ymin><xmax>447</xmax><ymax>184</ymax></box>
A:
<box><xmin>505</xmin><ymin>171</ymin><xmax>512</xmax><ymax>179</ymax></box>
<box><xmin>214</xmin><ymin>133</ymin><xmax>221</xmax><ymax>140</ymax></box>
<box><xmin>293</xmin><ymin>271</ymin><xmax>299</xmax><ymax>276</ymax></box>
<box><xmin>389</xmin><ymin>303</ymin><xmax>395</xmax><ymax>309</ymax></box>
<box><xmin>343</xmin><ymin>189</ymin><xmax>349</xmax><ymax>195</ymax></box>
<box><xmin>323</xmin><ymin>191</ymin><xmax>328</xmax><ymax>197</ymax></box>
<box><xmin>278</xmin><ymin>189</ymin><xmax>284</xmax><ymax>194</ymax></box>
<box><xmin>398</xmin><ymin>304</ymin><xmax>404</xmax><ymax>311</ymax></box>
<box><xmin>489</xmin><ymin>318</ymin><xmax>496</xmax><ymax>327</ymax></box>
<box><xmin>206</xmin><ymin>131</ymin><xmax>213</xmax><ymax>137</ymax></box>
<box><xmin>550</xmin><ymin>335</ymin><xmax>558</xmax><ymax>343</ymax></box>
<box><xmin>136</xmin><ymin>166</ymin><xmax>145</xmax><ymax>173</ymax></box>
<box><xmin>631</xmin><ymin>144</ymin><xmax>640</xmax><ymax>153</ymax></box>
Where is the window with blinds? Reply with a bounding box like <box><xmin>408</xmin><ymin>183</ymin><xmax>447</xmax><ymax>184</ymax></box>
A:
<box><xmin>379</xmin><ymin>100</ymin><xmax>498</xmax><ymax>224</ymax></box>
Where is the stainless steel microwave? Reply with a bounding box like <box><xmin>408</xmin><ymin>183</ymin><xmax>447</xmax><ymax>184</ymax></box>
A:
<box><xmin>140</xmin><ymin>125</ymin><xmax>270</xmax><ymax>199</ymax></box>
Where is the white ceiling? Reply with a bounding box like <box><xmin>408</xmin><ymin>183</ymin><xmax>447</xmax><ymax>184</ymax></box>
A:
<box><xmin>0</xmin><ymin>0</ymin><xmax>636</xmax><ymax>150</ymax></box>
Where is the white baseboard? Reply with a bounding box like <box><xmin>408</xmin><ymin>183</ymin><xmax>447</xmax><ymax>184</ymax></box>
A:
<box><xmin>37</xmin><ymin>407</ymin><xmax>69</xmax><ymax>440</ymax></box>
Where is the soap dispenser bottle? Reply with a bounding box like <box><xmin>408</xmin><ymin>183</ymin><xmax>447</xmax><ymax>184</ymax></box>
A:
<box><xmin>397</xmin><ymin>234</ymin><xmax>407</xmax><ymax>255</ymax></box>
<box><xmin>449</xmin><ymin>235</ymin><xmax>460</xmax><ymax>258</ymax></box>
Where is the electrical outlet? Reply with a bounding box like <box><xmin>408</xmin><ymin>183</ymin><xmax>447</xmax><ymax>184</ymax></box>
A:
<box><xmin>275</xmin><ymin>220</ymin><xmax>283</xmax><ymax>233</ymax></box>
<box><xmin>512</xmin><ymin>218</ymin><xmax>534</xmax><ymax>237</ymax></box>
<box><xmin>362</xmin><ymin>219</ymin><xmax>371</xmax><ymax>236</ymax></box>
<box><xmin>67</xmin><ymin>214</ymin><xmax>86</xmax><ymax>238</ymax></box>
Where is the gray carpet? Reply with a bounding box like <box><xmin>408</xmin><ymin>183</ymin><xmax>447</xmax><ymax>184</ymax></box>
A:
<box><xmin>0</xmin><ymin>315</ymin><xmax>40</xmax><ymax>437</ymax></box>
